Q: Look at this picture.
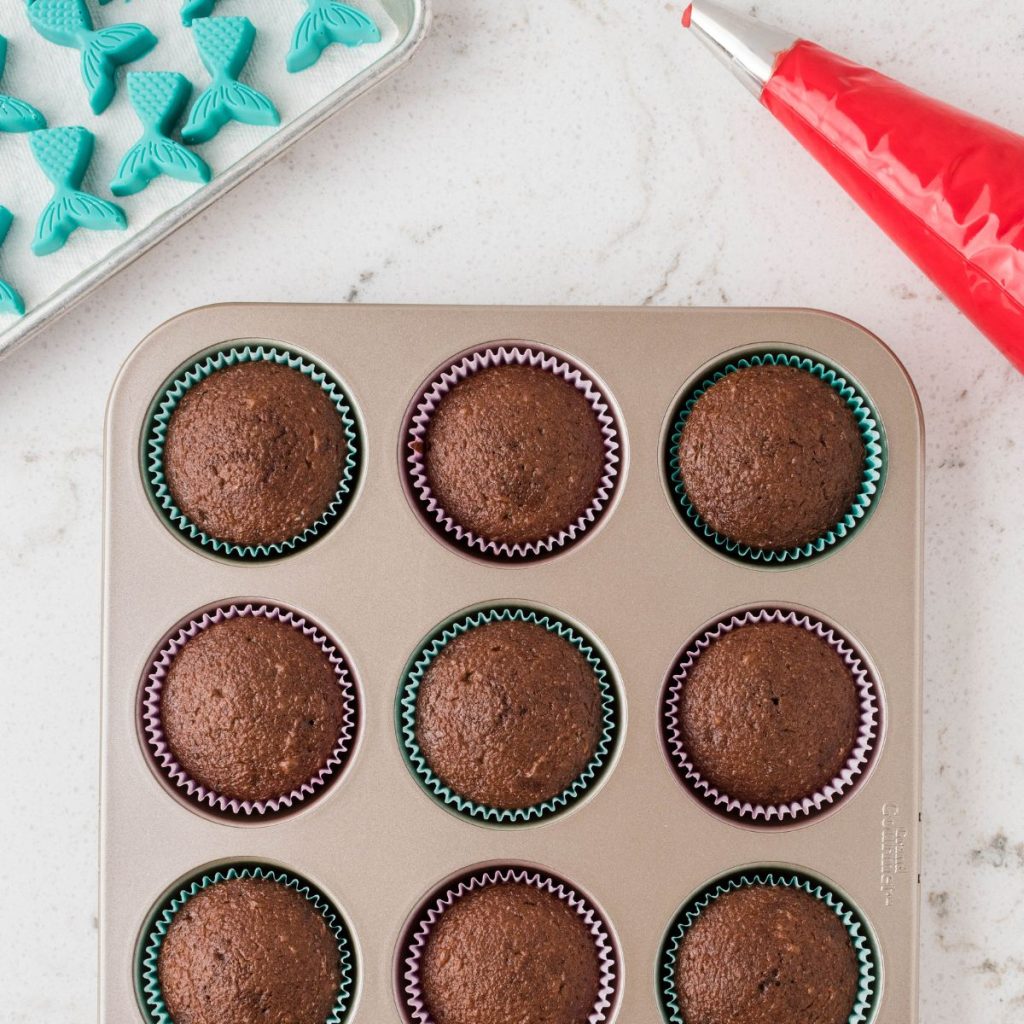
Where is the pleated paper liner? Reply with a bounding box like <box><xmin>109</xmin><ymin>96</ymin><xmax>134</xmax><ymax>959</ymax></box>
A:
<box><xmin>138</xmin><ymin>863</ymin><xmax>357</xmax><ymax>1024</ymax></box>
<box><xmin>398</xmin><ymin>864</ymin><xmax>621</xmax><ymax>1024</ymax></box>
<box><xmin>660</xmin><ymin>607</ymin><xmax>881</xmax><ymax>826</ymax></box>
<box><xmin>143</xmin><ymin>344</ymin><xmax>362</xmax><ymax>560</ymax></box>
<box><xmin>142</xmin><ymin>602</ymin><xmax>360</xmax><ymax>821</ymax></box>
<box><xmin>403</xmin><ymin>343</ymin><xmax>623</xmax><ymax>562</ymax></box>
<box><xmin>657</xmin><ymin>867</ymin><xmax>879</xmax><ymax>1024</ymax></box>
<box><xmin>665</xmin><ymin>350</ymin><xmax>885</xmax><ymax>565</ymax></box>
<box><xmin>397</xmin><ymin>604</ymin><xmax>622</xmax><ymax>826</ymax></box>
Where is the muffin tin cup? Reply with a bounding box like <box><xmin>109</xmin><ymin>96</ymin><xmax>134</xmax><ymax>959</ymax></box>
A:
<box><xmin>657</xmin><ymin>868</ymin><xmax>879</xmax><ymax>1024</ymax></box>
<box><xmin>397</xmin><ymin>605</ymin><xmax>621</xmax><ymax>826</ymax></box>
<box><xmin>138</xmin><ymin>863</ymin><xmax>357</xmax><ymax>1024</ymax></box>
<box><xmin>661</xmin><ymin>608</ymin><xmax>880</xmax><ymax>825</ymax></box>
<box><xmin>398</xmin><ymin>865</ymin><xmax>620</xmax><ymax>1024</ymax></box>
<box><xmin>144</xmin><ymin>344</ymin><xmax>362</xmax><ymax>560</ymax></box>
<box><xmin>666</xmin><ymin>351</ymin><xmax>885</xmax><ymax>565</ymax></box>
<box><xmin>403</xmin><ymin>343</ymin><xmax>623</xmax><ymax>561</ymax></box>
<box><xmin>142</xmin><ymin>603</ymin><xmax>360</xmax><ymax>818</ymax></box>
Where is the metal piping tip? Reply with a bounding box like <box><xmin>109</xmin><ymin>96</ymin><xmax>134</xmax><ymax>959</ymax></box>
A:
<box><xmin>682</xmin><ymin>1</ymin><xmax>798</xmax><ymax>97</ymax></box>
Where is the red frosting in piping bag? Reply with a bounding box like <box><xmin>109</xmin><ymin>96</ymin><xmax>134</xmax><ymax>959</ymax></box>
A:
<box><xmin>761</xmin><ymin>41</ymin><xmax>1024</xmax><ymax>371</ymax></box>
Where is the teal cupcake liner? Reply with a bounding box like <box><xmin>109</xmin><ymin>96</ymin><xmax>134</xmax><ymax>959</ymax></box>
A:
<box><xmin>139</xmin><ymin>864</ymin><xmax>357</xmax><ymax>1024</ymax></box>
<box><xmin>666</xmin><ymin>352</ymin><xmax>885</xmax><ymax>564</ymax></box>
<box><xmin>144</xmin><ymin>344</ymin><xmax>361</xmax><ymax>560</ymax></box>
<box><xmin>657</xmin><ymin>869</ymin><xmax>879</xmax><ymax>1024</ymax></box>
<box><xmin>397</xmin><ymin>606</ymin><xmax>621</xmax><ymax>825</ymax></box>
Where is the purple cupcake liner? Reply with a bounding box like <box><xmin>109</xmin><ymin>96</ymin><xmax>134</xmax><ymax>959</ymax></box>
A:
<box><xmin>399</xmin><ymin>865</ymin><xmax>620</xmax><ymax>1024</ymax></box>
<box><xmin>404</xmin><ymin>344</ymin><xmax>623</xmax><ymax>560</ymax></box>
<box><xmin>662</xmin><ymin>608</ymin><xmax>880</xmax><ymax>824</ymax></box>
<box><xmin>142</xmin><ymin>603</ymin><xmax>359</xmax><ymax>817</ymax></box>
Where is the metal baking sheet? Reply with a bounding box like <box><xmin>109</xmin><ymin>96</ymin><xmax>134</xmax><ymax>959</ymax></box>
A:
<box><xmin>101</xmin><ymin>303</ymin><xmax>923</xmax><ymax>1022</ymax></box>
<box><xmin>0</xmin><ymin>2</ymin><xmax>429</xmax><ymax>362</ymax></box>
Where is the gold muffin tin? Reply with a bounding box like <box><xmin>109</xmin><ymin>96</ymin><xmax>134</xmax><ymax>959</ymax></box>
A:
<box><xmin>101</xmin><ymin>303</ymin><xmax>922</xmax><ymax>1022</ymax></box>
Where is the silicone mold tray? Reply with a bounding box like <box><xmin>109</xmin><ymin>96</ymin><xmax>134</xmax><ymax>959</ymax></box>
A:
<box><xmin>0</xmin><ymin>2</ymin><xmax>428</xmax><ymax>360</ymax></box>
<box><xmin>101</xmin><ymin>303</ymin><xmax>923</xmax><ymax>1022</ymax></box>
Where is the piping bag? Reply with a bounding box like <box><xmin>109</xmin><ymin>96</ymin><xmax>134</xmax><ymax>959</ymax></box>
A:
<box><xmin>683</xmin><ymin>1</ymin><xmax>1024</xmax><ymax>372</ymax></box>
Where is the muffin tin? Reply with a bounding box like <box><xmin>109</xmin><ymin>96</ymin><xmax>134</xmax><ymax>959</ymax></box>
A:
<box><xmin>101</xmin><ymin>303</ymin><xmax>922</xmax><ymax>1022</ymax></box>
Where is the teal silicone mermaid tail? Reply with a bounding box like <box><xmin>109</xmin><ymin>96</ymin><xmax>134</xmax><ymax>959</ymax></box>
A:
<box><xmin>0</xmin><ymin>279</ymin><xmax>23</xmax><ymax>316</ymax></box>
<box><xmin>112</xmin><ymin>73</ymin><xmax>211</xmax><ymax>196</ymax></box>
<box><xmin>182</xmin><ymin>17</ymin><xmax>279</xmax><ymax>144</ymax></box>
<box><xmin>26</xmin><ymin>0</ymin><xmax>157</xmax><ymax>115</ymax></box>
<box><xmin>286</xmin><ymin>0</ymin><xmax>381</xmax><ymax>73</ymax></box>
<box><xmin>29</xmin><ymin>127</ymin><xmax>127</xmax><ymax>255</ymax></box>
<box><xmin>183</xmin><ymin>77</ymin><xmax>278</xmax><ymax>144</ymax></box>
<box><xmin>0</xmin><ymin>208</ymin><xmax>26</xmax><ymax>316</ymax></box>
<box><xmin>0</xmin><ymin>36</ymin><xmax>46</xmax><ymax>133</ymax></box>
<box><xmin>181</xmin><ymin>0</ymin><xmax>218</xmax><ymax>27</ymax></box>
<box><xmin>74</xmin><ymin>21</ymin><xmax>157</xmax><ymax>115</ymax></box>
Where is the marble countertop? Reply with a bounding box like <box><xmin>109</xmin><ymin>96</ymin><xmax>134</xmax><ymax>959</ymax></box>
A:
<box><xmin>1</xmin><ymin>1</ymin><xmax>1021</xmax><ymax>1020</ymax></box>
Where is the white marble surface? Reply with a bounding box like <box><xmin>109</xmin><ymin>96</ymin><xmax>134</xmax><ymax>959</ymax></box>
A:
<box><xmin>0</xmin><ymin>1</ymin><xmax>1021</xmax><ymax>1020</ymax></box>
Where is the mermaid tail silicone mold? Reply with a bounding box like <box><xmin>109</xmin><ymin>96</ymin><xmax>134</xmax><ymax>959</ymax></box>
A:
<box><xmin>182</xmin><ymin>17</ymin><xmax>280</xmax><ymax>144</ymax></box>
<box><xmin>112</xmin><ymin>72</ymin><xmax>211</xmax><ymax>197</ymax></box>
<box><xmin>29</xmin><ymin>126</ymin><xmax>127</xmax><ymax>255</ymax></box>
<box><xmin>287</xmin><ymin>0</ymin><xmax>381</xmax><ymax>73</ymax></box>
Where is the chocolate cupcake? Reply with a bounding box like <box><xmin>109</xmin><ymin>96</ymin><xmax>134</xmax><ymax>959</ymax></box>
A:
<box><xmin>662</xmin><ymin>609</ymin><xmax>878</xmax><ymax>823</ymax></box>
<box><xmin>144</xmin><ymin>604</ymin><xmax>359</xmax><ymax>817</ymax></box>
<box><xmin>424</xmin><ymin>883</ymin><xmax>598</xmax><ymax>1024</ymax></box>
<box><xmin>398</xmin><ymin>607</ymin><xmax>620</xmax><ymax>824</ymax></box>
<box><xmin>667</xmin><ymin>354</ymin><xmax>883</xmax><ymax>563</ymax></box>
<box><xmin>401</xmin><ymin>867</ymin><xmax>619</xmax><ymax>1024</ymax></box>
<box><xmin>141</xmin><ymin>866</ymin><xmax>356</xmax><ymax>1024</ymax></box>
<box><xmin>146</xmin><ymin>347</ymin><xmax>360</xmax><ymax>558</ymax></box>
<box><xmin>659</xmin><ymin>872</ymin><xmax>877</xmax><ymax>1024</ymax></box>
<box><xmin>405</xmin><ymin>346</ymin><xmax>622</xmax><ymax>560</ymax></box>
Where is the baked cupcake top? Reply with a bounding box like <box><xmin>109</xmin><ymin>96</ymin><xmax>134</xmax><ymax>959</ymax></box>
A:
<box><xmin>157</xmin><ymin>876</ymin><xmax>341</xmax><ymax>1024</ymax></box>
<box><xmin>414</xmin><ymin>619</ymin><xmax>603</xmax><ymax>811</ymax></box>
<box><xmin>676</xmin><ymin>621</ymin><xmax>860</xmax><ymax>807</ymax></box>
<box><xmin>422</xmin><ymin>363</ymin><xmax>606</xmax><ymax>546</ymax></box>
<box><xmin>677</xmin><ymin>364</ymin><xmax>865</xmax><ymax>551</ymax></box>
<box><xmin>420</xmin><ymin>882</ymin><xmax>601</xmax><ymax>1024</ymax></box>
<box><xmin>160</xmin><ymin>616</ymin><xmax>348</xmax><ymax>804</ymax></box>
<box><xmin>163</xmin><ymin>361</ymin><xmax>348</xmax><ymax>548</ymax></box>
<box><xmin>674</xmin><ymin>884</ymin><xmax>859</xmax><ymax>1024</ymax></box>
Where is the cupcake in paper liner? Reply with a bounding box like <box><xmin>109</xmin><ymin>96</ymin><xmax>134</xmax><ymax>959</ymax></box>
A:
<box><xmin>139</xmin><ymin>864</ymin><xmax>356</xmax><ymax>1024</ymax></box>
<box><xmin>658</xmin><ymin>869</ymin><xmax>878</xmax><ymax>1024</ymax></box>
<box><xmin>143</xmin><ymin>603</ymin><xmax>359</xmax><ymax>818</ymax></box>
<box><xmin>399</xmin><ymin>865</ymin><xmax>620</xmax><ymax>1024</ymax></box>
<box><xmin>144</xmin><ymin>344</ymin><xmax>361</xmax><ymax>560</ymax></box>
<box><xmin>666</xmin><ymin>351</ymin><xmax>884</xmax><ymax>564</ymax></box>
<box><xmin>661</xmin><ymin>608</ymin><xmax>879</xmax><ymax>824</ymax></box>
<box><xmin>397</xmin><ymin>606</ymin><xmax>621</xmax><ymax>825</ymax></box>
<box><xmin>404</xmin><ymin>343</ymin><xmax>623</xmax><ymax>561</ymax></box>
